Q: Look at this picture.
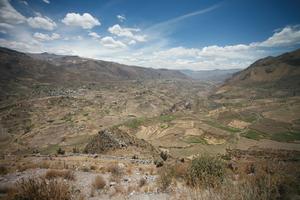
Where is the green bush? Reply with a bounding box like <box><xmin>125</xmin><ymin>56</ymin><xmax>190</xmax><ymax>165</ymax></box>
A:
<box><xmin>186</xmin><ymin>155</ymin><xmax>225</xmax><ymax>188</ymax></box>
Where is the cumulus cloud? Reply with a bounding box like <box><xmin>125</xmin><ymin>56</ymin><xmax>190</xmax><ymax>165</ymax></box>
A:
<box><xmin>33</xmin><ymin>32</ymin><xmax>60</xmax><ymax>41</ymax></box>
<box><xmin>100</xmin><ymin>36</ymin><xmax>127</xmax><ymax>48</ymax></box>
<box><xmin>117</xmin><ymin>14</ymin><xmax>126</xmax><ymax>22</ymax></box>
<box><xmin>108</xmin><ymin>24</ymin><xmax>147</xmax><ymax>42</ymax></box>
<box><xmin>88</xmin><ymin>32</ymin><xmax>101</xmax><ymax>39</ymax></box>
<box><xmin>141</xmin><ymin>26</ymin><xmax>300</xmax><ymax>70</ymax></box>
<box><xmin>0</xmin><ymin>0</ymin><xmax>26</xmax><ymax>24</ymax></box>
<box><xmin>62</xmin><ymin>13</ymin><xmax>100</xmax><ymax>29</ymax></box>
<box><xmin>257</xmin><ymin>25</ymin><xmax>300</xmax><ymax>47</ymax></box>
<box><xmin>27</xmin><ymin>16</ymin><xmax>57</xmax><ymax>30</ymax></box>
<box><xmin>42</xmin><ymin>0</ymin><xmax>50</xmax><ymax>4</ymax></box>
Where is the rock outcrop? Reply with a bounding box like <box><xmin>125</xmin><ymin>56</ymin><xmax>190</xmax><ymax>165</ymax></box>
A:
<box><xmin>84</xmin><ymin>128</ymin><xmax>158</xmax><ymax>155</ymax></box>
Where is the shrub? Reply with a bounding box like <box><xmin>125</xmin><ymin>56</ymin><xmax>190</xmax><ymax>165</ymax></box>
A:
<box><xmin>160</xmin><ymin>151</ymin><xmax>168</xmax><ymax>161</ymax></box>
<box><xmin>9</xmin><ymin>177</ymin><xmax>71</xmax><ymax>200</ymax></box>
<box><xmin>0</xmin><ymin>165</ymin><xmax>8</xmax><ymax>175</ymax></box>
<box><xmin>173</xmin><ymin>163</ymin><xmax>188</xmax><ymax>179</ymax></box>
<box><xmin>138</xmin><ymin>178</ymin><xmax>147</xmax><ymax>187</ymax></box>
<box><xmin>81</xmin><ymin>167</ymin><xmax>90</xmax><ymax>172</ymax></box>
<box><xmin>157</xmin><ymin>165</ymin><xmax>174</xmax><ymax>191</ymax></box>
<box><xmin>72</xmin><ymin>146</ymin><xmax>79</xmax><ymax>154</ymax></box>
<box><xmin>57</xmin><ymin>147</ymin><xmax>65</xmax><ymax>155</ymax></box>
<box><xmin>45</xmin><ymin>169</ymin><xmax>75</xmax><ymax>180</ymax></box>
<box><xmin>186</xmin><ymin>155</ymin><xmax>225</xmax><ymax>188</ymax></box>
<box><xmin>92</xmin><ymin>175</ymin><xmax>106</xmax><ymax>190</ymax></box>
<box><xmin>107</xmin><ymin>163</ymin><xmax>123</xmax><ymax>178</ymax></box>
<box><xmin>154</xmin><ymin>159</ymin><xmax>164</xmax><ymax>168</ymax></box>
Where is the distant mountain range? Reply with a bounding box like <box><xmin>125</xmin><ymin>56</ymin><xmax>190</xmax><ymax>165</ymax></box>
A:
<box><xmin>181</xmin><ymin>69</ymin><xmax>241</xmax><ymax>82</ymax></box>
<box><xmin>1</xmin><ymin>46</ymin><xmax>299</xmax><ymax>96</ymax></box>
<box><xmin>0</xmin><ymin>47</ymin><xmax>187</xmax><ymax>85</ymax></box>
<box><xmin>0</xmin><ymin>47</ymin><xmax>191</xmax><ymax>101</ymax></box>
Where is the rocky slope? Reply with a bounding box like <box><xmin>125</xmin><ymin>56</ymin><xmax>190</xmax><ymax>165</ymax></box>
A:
<box><xmin>224</xmin><ymin>48</ymin><xmax>300</xmax><ymax>88</ymax></box>
<box><xmin>84</xmin><ymin>128</ymin><xmax>158</xmax><ymax>157</ymax></box>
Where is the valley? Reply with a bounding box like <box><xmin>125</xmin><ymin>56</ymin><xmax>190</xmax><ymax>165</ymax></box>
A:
<box><xmin>0</xmin><ymin>47</ymin><xmax>300</xmax><ymax>200</ymax></box>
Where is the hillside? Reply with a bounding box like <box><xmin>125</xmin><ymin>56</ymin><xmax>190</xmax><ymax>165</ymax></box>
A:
<box><xmin>223</xmin><ymin>48</ymin><xmax>300</xmax><ymax>88</ymax></box>
<box><xmin>0</xmin><ymin>47</ymin><xmax>187</xmax><ymax>100</ymax></box>
<box><xmin>181</xmin><ymin>69</ymin><xmax>240</xmax><ymax>82</ymax></box>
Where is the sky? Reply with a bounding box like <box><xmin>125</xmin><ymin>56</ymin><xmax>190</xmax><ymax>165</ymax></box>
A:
<box><xmin>0</xmin><ymin>0</ymin><xmax>300</xmax><ymax>70</ymax></box>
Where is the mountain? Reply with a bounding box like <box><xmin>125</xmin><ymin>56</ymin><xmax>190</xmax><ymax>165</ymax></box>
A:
<box><xmin>181</xmin><ymin>69</ymin><xmax>241</xmax><ymax>82</ymax></box>
<box><xmin>214</xmin><ymin>48</ymin><xmax>300</xmax><ymax>99</ymax></box>
<box><xmin>224</xmin><ymin>49</ymin><xmax>300</xmax><ymax>88</ymax></box>
<box><xmin>0</xmin><ymin>47</ymin><xmax>187</xmax><ymax>85</ymax></box>
<box><xmin>0</xmin><ymin>47</ymin><xmax>187</xmax><ymax>99</ymax></box>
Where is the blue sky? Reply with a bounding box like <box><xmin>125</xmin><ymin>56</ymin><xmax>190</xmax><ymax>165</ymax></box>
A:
<box><xmin>1</xmin><ymin>0</ymin><xmax>300</xmax><ymax>70</ymax></box>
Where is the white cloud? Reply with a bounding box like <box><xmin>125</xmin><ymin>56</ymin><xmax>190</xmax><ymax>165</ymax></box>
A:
<box><xmin>62</xmin><ymin>13</ymin><xmax>100</xmax><ymax>29</ymax></box>
<box><xmin>0</xmin><ymin>22</ymin><xmax>14</xmax><ymax>29</ymax></box>
<box><xmin>0</xmin><ymin>0</ymin><xmax>26</xmax><ymax>24</ymax></box>
<box><xmin>42</xmin><ymin>0</ymin><xmax>50</xmax><ymax>4</ymax></box>
<box><xmin>27</xmin><ymin>16</ymin><xmax>57</xmax><ymax>30</ymax></box>
<box><xmin>21</xmin><ymin>1</ymin><xmax>28</xmax><ymax>6</ymax></box>
<box><xmin>108</xmin><ymin>24</ymin><xmax>147</xmax><ymax>42</ymax></box>
<box><xmin>33</xmin><ymin>32</ymin><xmax>60</xmax><ymax>41</ymax></box>
<box><xmin>0</xmin><ymin>38</ymin><xmax>42</xmax><ymax>52</ymax></box>
<box><xmin>100</xmin><ymin>36</ymin><xmax>127</xmax><ymax>49</ymax></box>
<box><xmin>146</xmin><ymin>3</ymin><xmax>220</xmax><ymax>35</ymax></box>
<box><xmin>117</xmin><ymin>15</ymin><xmax>126</xmax><ymax>22</ymax></box>
<box><xmin>128</xmin><ymin>40</ymin><xmax>136</xmax><ymax>45</ymax></box>
<box><xmin>257</xmin><ymin>26</ymin><xmax>300</xmax><ymax>47</ymax></box>
<box><xmin>88</xmin><ymin>32</ymin><xmax>101</xmax><ymax>39</ymax></box>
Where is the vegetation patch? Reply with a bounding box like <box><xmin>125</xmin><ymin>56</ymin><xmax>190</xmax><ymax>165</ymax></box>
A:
<box><xmin>184</xmin><ymin>135</ymin><xmax>207</xmax><ymax>144</ymax></box>
<box><xmin>92</xmin><ymin>175</ymin><xmax>106</xmax><ymax>190</ymax></box>
<box><xmin>158</xmin><ymin>114</ymin><xmax>175</xmax><ymax>123</ymax></box>
<box><xmin>40</xmin><ymin>144</ymin><xmax>60</xmax><ymax>155</ymax></box>
<box><xmin>203</xmin><ymin>120</ymin><xmax>241</xmax><ymax>133</ymax></box>
<box><xmin>123</xmin><ymin>117</ymin><xmax>145</xmax><ymax>129</ymax></box>
<box><xmin>9</xmin><ymin>177</ymin><xmax>72</xmax><ymax>200</ymax></box>
<box><xmin>241</xmin><ymin>129</ymin><xmax>268</xmax><ymax>140</ymax></box>
<box><xmin>186</xmin><ymin>154</ymin><xmax>225</xmax><ymax>188</ymax></box>
<box><xmin>120</xmin><ymin>114</ymin><xmax>176</xmax><ymax>129</ymax></box>
<box><xmin>45</xmin><ymin>170</ymin><xmax>75</xmax><ymax>180</ymax></box>
<box><xmin>270</xmin><ymin>131</ymin><xmax>300</xmax><ymax>142</ymax></box>
<box><xmin>242</xmin><ymin>129</ymin><xmax>300</xmax><ymax>142</ymax></box>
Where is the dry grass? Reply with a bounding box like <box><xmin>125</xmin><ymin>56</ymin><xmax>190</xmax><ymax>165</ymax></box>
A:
<box><xmin>107</xmin><ymin>162</ymin><xmax>124</xmax><ymax>182</ymax></box>
<box><xmin>92</xmin><ymin>175</ymin><xmax>106</xmax><ymax>190</ymax></box>
<box><xmin>112</xmin><ymin>185</ymin><xmax>126</xmax><ymax>196</ymax></box>
<box><xmin>45</xmin><ymin>169</ymin><xmax>75</xmax><ymax>180</ymax></box>
<box><xmin>173</xmin><ymin>163</ymin><xmax>188</xmax><ymax>179</ymax></box>
<box><xmin>38</xmin><ymin>161</ymin><xmax>50</xmax><ymax>169</ymax></box>
<box><xmin>138</xmin><ymin>177</ymin><xmax>147</xmax><ymax>187</ymax></box>
<box><xmin>90</xmin><ymin>165</ymin><xmax>97</xmax><ymax>170</ymax></box>
<box><xmin>8</xmin><ymin>177</ymin><xmax>72</xmax><ymax>200</ymax></box>
<box><xmin>186</xmin><ymin>155</ymin><xmax>225</xmax><ymax>188</ymax></box>
<box><xmin>157</xmin><ymin>164</ymin><xmax>175</xmax><ymax>191</ymax></box>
